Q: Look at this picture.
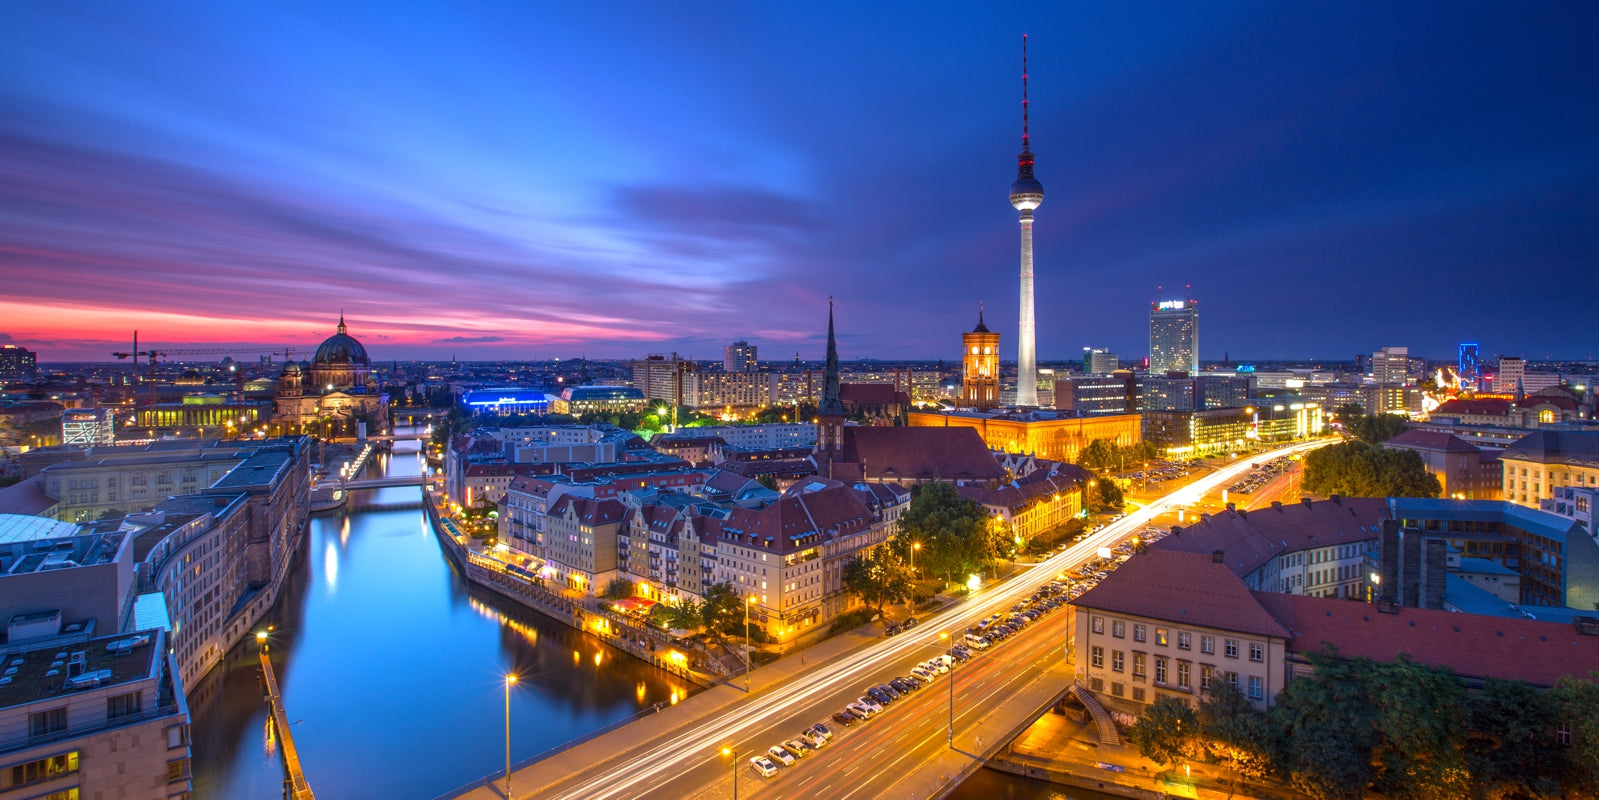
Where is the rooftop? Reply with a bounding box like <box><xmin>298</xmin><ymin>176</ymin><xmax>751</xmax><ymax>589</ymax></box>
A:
<box><xmin>1151</xmin><ymin>497</ymin><xmax>1388</xmax><ymax>578</ymax></box>
<box><xmin>0</xmin><ymin>513</ymin><xmax>79</xmax><ymax>545</ymax></box>
<box><xmin>0</xmin><ymin>629</ymin><xmax>162</xmax><ymax>711</ymax></box>
<box><xmin>1073</xmin><ymin>549</ymin><xmax>1291</xmax><ymax>640</ymax></box>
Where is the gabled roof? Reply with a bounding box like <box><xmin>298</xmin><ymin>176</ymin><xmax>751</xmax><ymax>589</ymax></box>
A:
<box><xmin>551</xmin><ymin>495</ymin><xmax>627</xmax><ymax>525</ymax></box>
<box><xmin>1433</xmin><ymin>398</ymin><xmax>1513</xmax><ymax>417</ymax></box>
<box><xmin>840</xmin><ymin>383</ymin><xmax>908</xmax><ymax>407</ymax></box>
<box><xmin>1072</xmin><ymin>549</ymin><xmax>1290</xmax><ymax>640</ymax></box>
<box><xmin>717</xmin><ymin>486</ymin><xmax>874</xmax><ymax>553</ymax></box>
<box><xmin>1151</xmin><ymin>497</ymin><xmax>1387</xmax><ymax>577</ymax></box>
<box><xmin>1252</xmin><ymin>592</ymin><xmax>1599</xmax><ymax>688</ymax></box>
<box><xmin>1385</xmin><ymin>429</ymin><xmax>1481</xmax><ymax>454</ymax></box>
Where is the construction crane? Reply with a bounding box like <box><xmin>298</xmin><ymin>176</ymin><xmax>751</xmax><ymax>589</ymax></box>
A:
<box><xmin>112</xmin><ymin>331</ymin><xmax>296</xmax><ymax>406</ymax></box>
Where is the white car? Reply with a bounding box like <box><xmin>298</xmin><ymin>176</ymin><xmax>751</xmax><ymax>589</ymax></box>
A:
<box><xmin>853</xmin><ymin>697</ymin><xmax>883</xmax><ymax>715</ymax></box>
<box><xmin>802</xmin><ymin>729</ymin><xmax>827</xmax><ymax>748</ymax></box>
<box><xmin>750</xmin><ymin>756</ymin><xmax>780</xmax><ymax>778</ymax></box>
<box><xmin>934</xmin><ymin>654</ymin><xmax>955</xmax><ymax>668</ymax></box>
<box><xmin>925</xmin><ymin>659</ymin><xmax>950</xmax><ymax>674</ymax></box>
<box><xmin>767</xmin><ymin>746</ymin><xmax>796</xmax><ymax>767</ymax></box>
<box><xmin>910</xmin><ymin>667</ymin><xmax>936</xmax><ymax>682</ymax></box>
<box><xmin>964</xmin><ymin>634</ymin><xmax>991</xmax><ymax>650</ymax></box>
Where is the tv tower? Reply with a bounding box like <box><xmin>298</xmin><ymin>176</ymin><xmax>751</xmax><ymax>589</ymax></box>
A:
<box><xmin>1009</xmin><ymin>34</ymin><xmax>1044</xmax><ymax>407</ymax></box>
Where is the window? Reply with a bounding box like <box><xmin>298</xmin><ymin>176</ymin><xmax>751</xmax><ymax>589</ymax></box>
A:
<box><xmin>167</xmin><ymin>757</ymin><xmax>192</xmax><ymax>782</ymax></box>
<box><xmin>1091</xmin><ymin>616</ymin><xmax>1104</xmax><ymax>634</ymax></box>
<box><xmin>1249</xmin><ymin>675</ymin><xmax>1264</xmax><ymax>700</ymax></box>
<box><xmin>1177</xmin><ymin>631</ymin><xmax>1191</xmax><ymax>650</ymax></box>
<box><xmin>1111</xmin><ymin>650</ymin><xmax>1125</xmax><ymax>673</ymax></box>
<box><xmin>39</xmin><ymin>789</ymin><xmax>80</xmax><ymax>800</ymax></box>
<box><xmin>1249</xmin><ymin>643</ymin><xmax>1264</xmax><ymax>662</ymax></box>
<box><xmin>1133</xmin><ymin>624</ymin><xmax>1146</xmax><ymax>643</ymax></box>
<box><xmin>1557</xmin><ymin>724</ymin><xmax>1574</xmax><ymax>747</ymax></box>
<box><xmin>1154</xmin><ymin>657</ymin><xmax>1168</xmax><ymax>685</ymax></box>
<box><xmin>1227</xmin><ymin>671</ymin><xmax>1239</xmax><ymax>687</ymax></box>
<box><xmin>108</xmin><ymin>691</ymin><xmax>142</xmax><ymax>720</ymax></box>
<box><xmin>1111</xmin><ymin>682</ymin><xmax>1124</xmax><ymax>697</ymax></box>
<box><xmin>1090</xmin><ymin>677</ymin><xmax>1104</xmax><ymax>692</ymax></box>
<box><xmin>1132</xmin><ymin>688</ymin><xmax>1146</xmax><ymax>702</ymax></box>
<box><xmin>1132</xmin><ymin>652</ymin><xmax>1145</xmax><ymax>679</ymax></box>
<box><xmin>29</xmin><ymin>708</ymin><xmax>66</xmax><ymax>740</ymax></box>
<box><xmin>1177</xmin><ymin>661</ymin><xmax>1191</xmax><ymax>689</ymax></box>
<box><xmin>1091</xmin><ymin>646</ymin><xmax>1104</xmax><ymax>668</ymax></box>
<box><xmin>1112</xmin><ymin>620</ymin><xmax>1125</xmax><ymax>638</ymax></box>
<box><xmin>6</xmin><ymin>751</ymin><xmax>78</xmax><ymax>790</ymax></box>
<box><xmin>1201</xmin><ymin>665</ymin><xmax>1214</xmax><ymax>691</ymax></box>
<box><xmin>1225</xmin><ymin>639</ymin><xmax>1239</xmax><ymax>659</ymax></box>
<box><xmin>1200</xmin><ymin>635</ymin><xmax>1215</xmax><ymax>655</ymax></box>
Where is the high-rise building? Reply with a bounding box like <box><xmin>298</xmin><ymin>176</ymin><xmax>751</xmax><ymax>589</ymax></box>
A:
<box><xmin>0</xmin><ymin>343</ymin><xmax>37</xmax><ymax>382</ymax></box>
<box><xmin>1008</xmin><ymin>36</ymin><xmax>1043</xmax><ymax>407</ymax></box>
<box><xmin>723</xmin><ymin>340</ymin><xmax>757</xmax><ymax>373</ymax></box>
<box><xmin>961</xmin><ymin>306</ymin><xmax>1001</xmax><ymax>409</ymax></box>
<box><xmin>1498</xmin><ymin>356</ymin><xmax>1526</xmax><ymax>397</ymax></box>
<box><xmin>1148</xmin><ymin>298</ymin><xmax>1198</xmax><ymax>375</ymax></box>
<box><xmin>1372</xmin><ymin>346</ymin><xmax>1409</xmax><ymax>384</ymax></box>
<box><xmin>1084</xmin><ymin>348</ymin><xmax>1118</xmax><ymax>375</ymax></box>
<box><xmin>1458</xmin><ymin>342</ymin><xmax>1481</xmax><ymax>388</ymax></box>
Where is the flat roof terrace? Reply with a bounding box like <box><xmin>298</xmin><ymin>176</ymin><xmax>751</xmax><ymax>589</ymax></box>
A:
<box><xmin>0</xmin><ymin>630</ymin><xmax>159</xmax><ymax>712</ymax></box>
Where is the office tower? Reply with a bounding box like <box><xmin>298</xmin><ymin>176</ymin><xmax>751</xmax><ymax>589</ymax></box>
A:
<box><xmin>1009</xmin><ymin>36</ymin><xmax>1043</xmax><ymax>407</ymax></box>
<box><xmin>723</xmin><ymin>340</ymin><xmax>757</xmax><ymax>373</ymax></box>
<box><xmin>1498</xmin><ymin>356</ymin><xmax>1526</xmax><ymax>397</ymax></box>
<box><xmin>1149</xmin><ymin>297</ymin><xmax>1199</xmax><ymax>375</ymax></box>
<box><xmin>1458</xmin><ymin>342</ymin><xmax>1480</xmax><ymax>388</ymax></box>
<box><xmin>1372</xmin><ymin>346</ymin><xmax>1409</xmax><ymax>384</ymax></box>
<box><xmin>1084</xmin><ymin>347</ymin><xmax>1118</xmax><ymax>375</ymax></box>
<box><xmin>0</xmin><ymin>344</ymin><xmax>36</xmax><ymax>381</ymax></box>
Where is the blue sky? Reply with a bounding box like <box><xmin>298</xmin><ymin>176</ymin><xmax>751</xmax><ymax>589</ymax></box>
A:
<box><xmin>2</xmin><ymin>1</ymin><xmax>1596</xmax><ymax>362</ymax></box>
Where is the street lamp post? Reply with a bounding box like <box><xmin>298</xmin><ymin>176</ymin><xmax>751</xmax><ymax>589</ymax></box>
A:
<box><xmin>743</xmin><ymin>596</ymin><xmax>754</xmax><ymax>693</ymax></box>
<box><xmin>911</xmin><ymin>542</ymin><xmax>920</xmax><ymax>578</ymax></box>
<box><xmin>504</xmin><ymin>673</ymin><xmax>517</xmax><ymax>799</ymax></box>
<box><xmin>720</xmin><ymin>747</ymin><xmax>739</xmax><ymax>800</ymax></box>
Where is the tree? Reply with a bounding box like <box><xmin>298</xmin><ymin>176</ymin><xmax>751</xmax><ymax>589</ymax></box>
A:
<box><xmin>1268</xmin><ymin>649</ymin><xmax>1378</xmax><ymax>800</ymax></box>
<box><xmin>842</xmin><ymin>546</ymin><xmax>913</xmax><ymax>616</ymax></box>
<box><xmin>601</xmin><ymin>577</ymin><xmax>632</xmax><ymax>601</ymax></box>
<box><xmin>1350</xmin><ymin>414</ymin><xmax>1407</xmax><ymax>444</ymax></box>
<box><xmin>1085</xmin><ymin>478</ymin><xmax>1125</xmax><ymax>513</ymax></box>
<box><xmin>1303</xmin><ymin>441</ymin><xmax>1441</xmax><ymax>499</ymax></box>
<box><xmin>1128</xmin><ymin>696</ymin><xmax>1200</xmax><ymax>768</ymax></box>
<box><xmin>1332</xmin><ymin>403</ymin><xmax>1365</xmax><ymax>427</ymax></box>
<box><xmin>897</xmin><ymin>482</ymin><xmax>994</xmax><ymax>585</ymax></box>
<box><xmin>1465</xmin><ymin>678</ymin><xmax>1562</xmax><ymax>799</ymax></box>
<box><xmin>1198</xmin><ymin>681</ymin><xmax>1275</xmax><ymax>780</ymax></box>
<box><xmin>754</xmin><ymin>474</ymin><xmax>778</xmax><ymax>491</ymax></box>
<box><xmin>1366</xmin><ymin>655</ymin><xmax>1470</xmax><ymax>800</ymax></box>
<box><xmin>1552</xmin><ymin>672</ymin><xmax>1599</xmax><ymax>793</ymax></box>
<box><xmin>699</xmin><ymin>582</ymin><xmax>746</xmax><ymax>638</ymax></box>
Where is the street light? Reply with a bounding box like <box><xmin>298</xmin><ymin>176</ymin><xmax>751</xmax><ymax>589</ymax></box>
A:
<box><xmin>720</xmin><ymin>747</ymin><xmax>739</xmax><ymax>800</ymax></box>
<box><xmin>255</xmin><ymin>630</ymin><xmax>268</xmax><ymax>655</ymax></box>
<box><xmin>939</xmin><ymin>632</ymin><xmax>954</xmax><ymax>747</ymax></box>
<box><xmin>505</xmin><ymin>673</ymin><xmax>518</xmax><ymax>800</ymax></box>
<box><xmin>743</xmin><ymin>596</ymin><xmax>755</xmax><ymax>693</ymax></box>
<box><xmin>911</xmin><ymin>541</ymin><xmax>921</xmax><ymax>578</ymax></box>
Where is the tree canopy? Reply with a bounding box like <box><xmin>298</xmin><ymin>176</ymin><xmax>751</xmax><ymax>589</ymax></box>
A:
<box><xmin>896</xmin><ymin>482</ymin><xmax>999</xmax><ymax>584</ymax></box>
<box><xmin>1128</xmin><ymin>696</ymin><xmax>1201</xmax><ymax>767</ymax></box>
<box><xmin>1348</xmin><ymin>413</ymin><xmax>1408</xmax><ymax>444</ymax></box>
<box><xmin>1076</xmin><ymin>438</ymin><xmax>1161</xmax><ymax>472</ymax></box>
<box><xmin>1085</xmin><ymin>477</ymin><xmax>1125</xmax><ymax>513</ymax></box>
<box><xmin>1303</xmin><ymin>441</ymin><xmax>1440</xmax><ymax>498</ymax></box>
<box><xmin>842</xmin><ymin>544</ymin><xmax>913</xmax><ymax>615</ymax></box>
<box><xmin>699</xmin><ymin>582</ymin><xmax>747</xmax><ymax>638</ymax></box>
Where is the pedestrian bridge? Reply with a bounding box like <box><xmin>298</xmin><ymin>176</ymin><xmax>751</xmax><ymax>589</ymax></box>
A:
<box><xmin>337</xmin><ymin>475</ymin><xmax>426</xmax><ymax>489</ymax></box>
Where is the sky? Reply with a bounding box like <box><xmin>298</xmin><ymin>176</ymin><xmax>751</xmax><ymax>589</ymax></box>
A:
<box><xmin>2</xmin><ymin>2</ymin><xmax>1597</xmax><ymax>364</ymax></box>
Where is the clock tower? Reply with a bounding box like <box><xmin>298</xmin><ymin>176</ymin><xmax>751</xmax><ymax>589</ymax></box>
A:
<box><xmin>961</xmin><ymin>304</ymin><xmax>1001</xmax><ymax>410</ymax></box>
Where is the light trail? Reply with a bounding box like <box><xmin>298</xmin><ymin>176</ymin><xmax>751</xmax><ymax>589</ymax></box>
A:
<box><xmin>542</xmin><ymin>439</ymin><xmax>1329</xmax><ymax>800</ymax></box>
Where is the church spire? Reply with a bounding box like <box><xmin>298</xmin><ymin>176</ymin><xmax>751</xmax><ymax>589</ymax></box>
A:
<box><xmin>819</xmin><ymin>297</ymin><xmax>844</xmax><ymax>416</ymax></box>
<box><xmin>973</xmin><ymin>300</ymin><xmax>991</xmax><ymax>333</ymax></box>
<box><xmin>338</xmin><ymin>310</ymin><xmax>346</xmax><ymax>335</ymax></box>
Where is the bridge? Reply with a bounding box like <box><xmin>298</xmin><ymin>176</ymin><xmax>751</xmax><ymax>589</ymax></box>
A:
<box><xmin>364</xmin><ymin>430</ymin><xmax>431</xmax><ymax>442</ymax></box>
<box><xmin>439</xmin><ymin>439</ymin><xmax>1330</xmax><ymax>800</ymax></box>
<box><xmin>335</xmin><ymin>475</ymin><xmax>426</xmax><ymax>490</ymax></box>
<box><xmin>260</xmin><ymin>643</ymin><xmax>316</xmax><ymax>800</ymax></box>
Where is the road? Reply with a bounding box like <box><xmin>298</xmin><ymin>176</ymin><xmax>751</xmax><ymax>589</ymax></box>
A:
<box><xmin>532</xmin><ymin>439</ymin><xmax>1330</xmax><ymax>800</ymax></box>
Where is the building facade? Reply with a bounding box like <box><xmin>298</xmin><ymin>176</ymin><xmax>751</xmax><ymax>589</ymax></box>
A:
<box><xmin>908</xmin><ymin>409</ymin><xmax>1142</xmax><ymax>464</ymax></box>
<box><xmin>1148</xmin><ymin>299</ymin><xmax>1198</xmax><ymax>375</ymax></box>
<box><xmin>723</xmin><ymin>341</ymin><xmax>757</xmax><ymax>373</ymax></box>
<box><xmin>960</xmin><ymin>310</ymin><xmax>1001</xmax><ymax>410</ymax></box>
<box><xmin>272</xmin><ymin>316</ymin><xmax>390</xmax><ymax>437</ymax></box>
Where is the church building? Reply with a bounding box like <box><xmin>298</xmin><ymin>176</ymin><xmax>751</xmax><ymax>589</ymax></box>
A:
<box><xmin>272</xmin><ymin>315</ymin><xmax>390</xmax><ymax>437</ymax></box>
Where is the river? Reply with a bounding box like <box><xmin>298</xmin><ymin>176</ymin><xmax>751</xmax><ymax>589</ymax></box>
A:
<box><xmin>188</xmin><ymin>431</ymin><xmax>693</xmax><ymax>799</ymax></box>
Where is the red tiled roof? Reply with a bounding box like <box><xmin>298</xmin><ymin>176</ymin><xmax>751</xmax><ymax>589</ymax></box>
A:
<box><xmin>1151</xmin><ymin>497</ymin><xmax>1387</xmax><ymax>577</ymax></box>
<box><xmin>1252</xmin><ymin>592</ymin><xmax>1599</xmax><ymax>688</ymax></box>
<box><xmin>1385</xmin><ymin>429</ymin><xmax>1480</xmax><ymax>453</ymax></box>
<box><xmin>1433</xmin><ymin>398</ymin><xmax>1512</xmax><ymax>417</ymax></box>
<box><xmin>840</xmin><ymin>383</ymin><xmax>908</xmax><ymax>407</ymax></box>
<box><xmin>551</xmin><ymin>495</ymin><xmax>627</xmax><ymax>525</ymax></box>
<box><xmin>829</xmin><ymin>427</ymin><xmax>1005</xmax><ymax>483</ymax></box>
<box><xmin>718</xmin><ymin>486</ymin><xmax>874</xmax><ymax>553</ymax></box>
<box><xmin>1072</xmin><ymin>550</ymin><xmax>1291</xmax><ymax>640</ymax></box>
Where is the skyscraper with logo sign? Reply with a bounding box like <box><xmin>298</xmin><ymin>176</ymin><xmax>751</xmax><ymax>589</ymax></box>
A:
<box><xmin>1149</xmin><ymin>296</ymin><xmax>1199</xmax><ymax>375</ymax></box>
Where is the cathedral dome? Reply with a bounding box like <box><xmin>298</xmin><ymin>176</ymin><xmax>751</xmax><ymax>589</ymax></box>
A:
<box><xmin>281</xmin><ymin>360</ymin><xmax>301</xmax><ymax>375</ymax></box>
<box><xmin>313</xmin><ymin>316</ymin><xmax>370</xmax><ymax>366</ymax></box>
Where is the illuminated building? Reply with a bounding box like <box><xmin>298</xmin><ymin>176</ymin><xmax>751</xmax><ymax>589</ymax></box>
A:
<box><xmin>1249</xmin><ymin>393</ymin><xmax>1325</xmax><ymax>442</ymax></box>
<box><xmin>131</xmin><ymin>397</ymin><xmax>267</xmax><ymax>436</ymax></box>
<box><xmin>61</xmin><ymin>408</ymin><xmax>116</xmax><ymax>446</ymax></box>
<box><xmin>960</xmin><ymin>306</ymin><xmax>1001</xmax><ymax>409</ymax></box>
<box><xmin>462</xmin><ymin>388</ymin><xmax>552</xmax><ymax>415</ymax></box>
<box><xmin>1054</xmin><ymin>374</ymin><xmax>1139</xmax><ymax>416</ymax></box>
<box><xmin>1383</xmin><ymin>429</ymin><xmax>1502</xmax><ymax>500</ymax></box>
<box><xmin>1009</xmin><ymin>36</ymin><xmax>1043</xmax><ymax>407</ymax></box>
<box><xmin>723</xmin><ymin>341</ymin><xmax>757</xmax><ymax>373</ymax></box>
<box><xmin>1148</xmin><ymin>297</ymin><xmax>1198</xmax><ymax>375</ymax></box>
<box><xmin>1371</xmin><ymin>346</ymin><xmax>1409</xmax><ymax>384</ymax></box>
<box><xmin>1084</xmin><ymin>348</ymin><xmax>1118</xmax><ymax>375</ymax></box>
<box><xmin>0</xmin><ymin>343</ymin><xmax>37</xmax><ymax>382</ymax></box>
<box><xmin>1498</xmin><ymin>356</ymin><xmax>1526</xmax><ymax>397</ymax></box>
<box><xmin>554</xmin><ymin>385</ymin><xmax>647</xmax><ymax>416</ymax></box>
<box><xmin>1499</xmin><ymin>430</ymin><xmax>1599</xmax><ymax>508</ymax></box>
<box><xmin>1142</xmin><ymin>408</ymin><xmax>1252</xmax><ymax>456</ymax></box>
<box><xmin>907</xmin><ymin>408</ymin><xmax>1141</xmax><ymax>464</ymax></box>
<box><xmin>271</xmin><ymin>315</ymin><xmax>390</xmax><ymax>437</ymax></box>
<box><xmin>1458</xmin><ymin>342</ymin><xmax>1481</xmax><ymax>389</ymax></box>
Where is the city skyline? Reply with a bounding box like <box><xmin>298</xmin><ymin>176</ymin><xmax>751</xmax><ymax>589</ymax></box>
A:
<box><xmin>4</xmin><ymin>3</ymin><xmax>1598</xmax><ymax>362</ymax></box>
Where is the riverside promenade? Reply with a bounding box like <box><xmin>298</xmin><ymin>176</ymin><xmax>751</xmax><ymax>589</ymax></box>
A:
<box><xmin>259</xmin><ymin>645</ymin><xmax>316</xmax><ymax>800</ymax></box>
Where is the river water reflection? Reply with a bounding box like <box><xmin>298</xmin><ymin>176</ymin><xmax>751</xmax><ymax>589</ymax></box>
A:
<box><xmin>189</xmin><ymin>432</ymin><xmax>692</xmax><ymax>799</ymax></box>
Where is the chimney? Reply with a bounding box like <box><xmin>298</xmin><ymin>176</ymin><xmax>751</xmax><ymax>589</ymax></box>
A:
<box><xmin>1272</xmin><ymin>501</ymin><xmax>1283</xmax><ymax>512</ymax></box>
<box><xmin>1331</xmin><ymin>494</ymin><xmax>1342</xmax><ymax>505</ymax></box>
<box><xmin>1225</xmin><ymin>502</ymin><xmax>1236</xmax><ymax>512</ymax></box>
<box><xmin>1171</xmin><ymin>525</ymin><xmax>1182</xmax><ymax>538</ymax></box>
<box><xmin>1211</xmin><ymin>550</ymin><xmax>1225</xmax><ymax>564</ymax></box>
<box><xmin>1302</xmin><ymin>496</ymin><xmax>1313</xmax><ymax>509</ymax></box>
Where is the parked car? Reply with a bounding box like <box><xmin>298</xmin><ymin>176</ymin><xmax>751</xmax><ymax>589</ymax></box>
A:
<box><xmin>767</xmin><ymin>746</ymin><xmax>796</xmax><ymax>767</ymax></box>
<box><xmin>853</xmin><ymin>697</ymin><xmax>883</xmax><ymax>715</ymax></box>
<box><xmin>783</xmin><ymin>738</ymin><xmax>811</xmax><ymax>758</ymax></box>
<box><xmin>866</xmin><ymin>687</ymin><xmax>893</xmax><ymax>706</ymax></box>
<box><xmin>750</xmin><ymin>755</ymin><xmax>780</xmax><ymax>777</ymax></box>
<box><xmin>832</xmin><ymin>711</ymin><xmax>858</xmax><ymax>727</ymax></box>
<box><xmin>889</xmin><ymin>677</ymin><xmax>915</xmax><ymax>693</ymax></box>
<box><xmin>811</xmin><ymin>722</ymin><xmax>834</xmax><ymax>741</ymax></box>
<box><xmin>802</xmin><ymin>729</ymin><xmax>828</xmax><ymax>748</ymax></box>
<box><xmin>902</xmin><ymin>616</ymin><xmax>920</xmax><ymax>629</ymax></box>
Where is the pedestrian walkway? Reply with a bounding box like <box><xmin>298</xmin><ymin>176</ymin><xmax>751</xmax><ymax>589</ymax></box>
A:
<box><xmin>260</xmin><ymin>647</ymin><xmax>317</xmax><ymax>800</ymax></box>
